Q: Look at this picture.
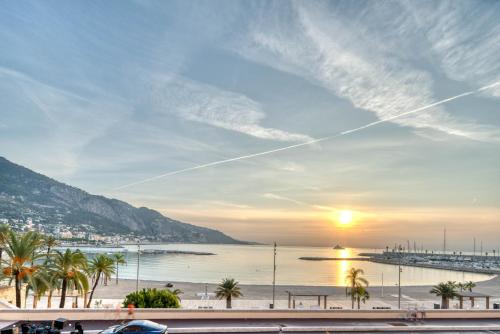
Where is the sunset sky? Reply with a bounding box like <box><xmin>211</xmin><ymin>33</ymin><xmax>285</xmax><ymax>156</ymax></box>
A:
<box><xmin>1</xmin><ymin>1</ymin><xmax>499</xmax><ymax>248</ymax></box>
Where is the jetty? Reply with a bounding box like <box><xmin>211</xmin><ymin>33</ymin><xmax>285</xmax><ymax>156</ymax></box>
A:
<box><xmin>299</xmin><ymin>257</ymin><xmax>369</xmax><ymax>261</ymax></box>
<box><xmin>140</xmin><ymin>249</ymin><xmax>215</xmax><ymax>255</ymax></box>
<box><xmin>366</xmin><ymin>251</ymin><xmax>500</xmax><ymax>275</ymax></box>
<box><xmin>299</xmin><ymin>251</ymin><xmax>500</xmax><ymax>274</ymax></box>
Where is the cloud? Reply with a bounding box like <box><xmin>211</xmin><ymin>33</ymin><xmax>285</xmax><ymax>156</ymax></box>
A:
<box><xmin>263</xmin><ymin>192</ymin><xmax>334</xmax><ymax>211</ymax></box>
<box><xmin>231</xmin><ymin>1</ymin><xmax>500</xmax><ymax>142</ymax></box>
<box><xmin>149</xmin><ymin>75</ymin><xmax>313</xmax><ymax>143</ymax></box>
<box><xmin>0</xmin><ymin>66</ymin><xmax>129</xmax><ymax>176</ymax></box>
<box><xmin>112</xmin><ymin>80</ymin><xmax>498</xmax><ymax>190</ymax></box>
<box><xmin>405</xmin><ymin>1</ymin><xmax>500</xmax><ymax>97</ymax></box>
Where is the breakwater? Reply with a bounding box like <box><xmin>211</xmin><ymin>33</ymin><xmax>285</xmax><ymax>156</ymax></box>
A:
<box><xmin>367</xmin><ymin>252</ymin><xmax>500</xmax><ymax>275</ymax></box>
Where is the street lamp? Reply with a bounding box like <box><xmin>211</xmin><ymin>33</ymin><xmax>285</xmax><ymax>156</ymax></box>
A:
<box><xmin>398</xmin><ymin>247</ymin><xmax>403</xmax><ymax>309</ymax></box>
<box><xmin>136</xmin><ymin>240</ymin><xmax>141</xmax><ymax>293</ymax></box>
<box><xmin>271</xmin><ymin>242</ymin><xmax>277</xmax><ymax>309</ymax></box>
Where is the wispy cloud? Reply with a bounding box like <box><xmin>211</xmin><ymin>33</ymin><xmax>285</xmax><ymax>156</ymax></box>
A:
<box><xmin>113</xmin><ymin>81</ymin><xmax>499</xmax><ymax>190</ymax></box>
<box><xmin>263</xmin><ymin>192</ymin><xmax>334</xmax><ymax>211</ymax></box>
<box><xmin>405</xmin><ymin>1</ymin><xmax>500</xmax><ymax>97</ymax></box>
<box><xmin>0</xmin><ymin>66</ymin><xmax>129</xmax><ymax>176</ymax></box>
<box><xmin>149</xmin><ymin>75</ymin><xmax>313</xmax><ymax>143</ymax></box>
<box><xmin>232</xmin><ymin>1</ymin><xmax>500</xmax><ymax>142</ymax></box>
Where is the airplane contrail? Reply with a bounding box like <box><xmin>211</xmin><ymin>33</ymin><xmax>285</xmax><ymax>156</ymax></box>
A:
<box><xmin>114</xmin><ymin>81</ymin><xmax>500</xmax><ymax>190</ymax></box>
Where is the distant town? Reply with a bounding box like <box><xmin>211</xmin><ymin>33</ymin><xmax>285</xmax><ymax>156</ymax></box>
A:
<box><xmin>0</xmin><ymin>216</ymin><xmax>143</xmax><ymax>245</ymax></box>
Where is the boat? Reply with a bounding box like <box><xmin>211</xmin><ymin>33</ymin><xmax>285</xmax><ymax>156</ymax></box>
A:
<box><xmin>333</xmin><ymin>244</ymin><xmax>345</xmax><ymax>250</ymax></box>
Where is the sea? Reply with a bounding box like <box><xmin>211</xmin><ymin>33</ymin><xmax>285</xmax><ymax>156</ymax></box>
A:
<box><xmin>63</xmin><ymin>244</ymin><xmax>494</xmax><ymax>287</ymax></box>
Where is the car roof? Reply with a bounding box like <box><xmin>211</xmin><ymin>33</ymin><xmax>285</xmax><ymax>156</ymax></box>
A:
<box><xmin>127</xmin><ymin>320</ymin><xmax>166</xmax><ymax>330</ymax></box>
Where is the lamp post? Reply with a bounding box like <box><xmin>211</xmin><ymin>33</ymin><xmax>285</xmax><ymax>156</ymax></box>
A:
<box><xmin>398</xmin><ymin>248</ymin><xmax>402</xmax><ymax>309</ymax></box>
<box><xmin>136</xmin><ymin>240</ymin><xmax>141</xmax><ymax>293</ymax></box>
<box><xmin>271</xmin><ymin>242</ymin><xmax>277</xmax><ymax>309</ymax></box>
<box><xmin>381</xmin><ymin>272</ymin><xmax>384</xmax><ymax>297</ymax></box>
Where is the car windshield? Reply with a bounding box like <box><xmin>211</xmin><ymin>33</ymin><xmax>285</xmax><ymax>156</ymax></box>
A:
<box><xmin>140</xmin><ymin>321</ymin><xmax>165</xmax><ymax>331</ymax></box>
<box><xmin>113</xmin><ymin>325</ymin><xmax>126</xmax><ymax>333</ymax></box>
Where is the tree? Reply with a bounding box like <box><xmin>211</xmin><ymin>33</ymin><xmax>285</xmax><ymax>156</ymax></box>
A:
<box><xmin>0</xmin><ymin>224</ymin><xmax>10</xmax><ymax>262</ymax></box>
<box><xmin>27</xmin><ymin>270</ymin><xmax>50</xmax><ymax>309</ymax></box>
<box><xmin>52</xmin><ymin>249</ymin><xmax>89</xmax><ymax>308</ymax></box>
<box><xmin>87</xmin><ymin>254</ymin><xmax>115</xmax><ymax>308</ymax></box>
<box><xmin>123</xmin><ymin>288</ymin><xmax>180</xmax><ymax>308</ymax></box>
<box><xmin>430</xmin><ymin>281</ymin><xmax>458</xmax><ymax>309</ymax></box>
<box><xmin>463</xmin><ymin>281</ymin><xmax>476</xmax><ymax>292</ymax></box>
<box><xmin>1</xmin><ymin>231</ymin><xmax>44</xmax><ymax>307</ymax></box>
<box><xmin>45</xmin><ymin>274</ymin><xmax>60</xmax><ymax>308</ymax></box>
<box><xmin>352</xmin><ymin>286</ymin><xmax>370</xmax><ymax>310</ymax></box>
<box><xmin>44</xmin><ymin>236</ymin><xmax>59</xmax><ymax>261</ymax></box>
<box><xmin>345</xmin><ymin>268</ymin><xmax>369</xmax><ymax>309</ymax></box>
<box><xmin>215</xmin><ymin>278</ymin><xmax>242</xmax><ymax>309</ymax></box>
<box><xmin>111</xmin><ymin>253</ymin><xmax>126</xmax><ymax>285</ymax></box>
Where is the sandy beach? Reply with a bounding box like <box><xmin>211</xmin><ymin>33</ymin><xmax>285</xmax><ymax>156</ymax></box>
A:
<box><xmin>86</xmin><ymin>275</ymin><xmax>500</xmax><ymax>310</ymax></box>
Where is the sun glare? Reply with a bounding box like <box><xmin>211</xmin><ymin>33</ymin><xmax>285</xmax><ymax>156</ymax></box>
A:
<box><xmin>338</xmin><ymin>210</ymin><xmax>353</xmax><ymax>225</ymax></box>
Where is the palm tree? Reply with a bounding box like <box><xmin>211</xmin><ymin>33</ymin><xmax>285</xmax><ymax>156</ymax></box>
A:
<box><xmin>215</xmin><ymin>278</ymin><xmax>242</xmax><ymax>309</ymax></box>
<box><xmin>53</xmin><ymin>249</ymin><xmax>89</xmax><ymax>308</ymax></box>
<box><xmin>430</xmin><ymin>281</ymin><xmax>458</xmax><ymax>309</ymax></box>
<box><xmin>27</xmin><ymin>270</ymin><xmax>50</xmax><ymax>309</ymax></box>
<box><xmin>111</xmin><ymin>253</ymin><xmax>126</xmax><ymax>285</ymax></box>
<box><xmin>352</xmin><ymin>286</ymin><xmax>370</xmax><ymax>310</ymax></box>
<box><xmin>463</xmin><ymin>281</ymin><xmax>476</xmax><ymax>292</ymax></box>
<box><xmin>44</xmin><ymin>236</ymin><xmax>59</xmax><ymax>261</ymax></box>
<box><xmin>0</xmin><ymin>224</ymin><xmax>10</xmax><ymax>262</ymax></box>
<box><xmin>45</xmin><ymin>274</ymin><xmax>60</xmax><ymax>309</ymax></box>
<box><xmin>345</xmin><ymin>268</ymin><xmax>369</xmax><ymax>309</ymax></box>
<box><xmin>1</xmin><ymin>231</ymin><xmax>44</xmax><ymax>307</ymax></box>
<box><xmin>87</xmin><ymin>254</ymin><xmax>115</xmax><ymax>308</ymax></box>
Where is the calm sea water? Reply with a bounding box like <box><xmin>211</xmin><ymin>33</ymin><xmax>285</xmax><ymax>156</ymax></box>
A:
<box><xmin>82</xmin><ymin>244</ymin><xmax>494</xmax><ymax>287</ymax></box>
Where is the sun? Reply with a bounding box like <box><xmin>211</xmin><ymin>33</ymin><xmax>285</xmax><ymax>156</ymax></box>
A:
<box><xmin>338</xmin><ymin>210</ymin><xmax>353</xmax><ymax>225</ymax></box>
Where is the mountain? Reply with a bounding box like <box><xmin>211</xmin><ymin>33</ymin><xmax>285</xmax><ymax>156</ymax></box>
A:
<box><xmin>0</xmin><ymin>157</ymin><xmax>245</xmax><ymax>244</ymax></box>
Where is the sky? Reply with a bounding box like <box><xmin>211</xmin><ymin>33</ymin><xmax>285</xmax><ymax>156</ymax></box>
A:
<box><xmin>1</xmin><ymin>0</ymin><xmax>499</xmax><ymax>249</ymax></box>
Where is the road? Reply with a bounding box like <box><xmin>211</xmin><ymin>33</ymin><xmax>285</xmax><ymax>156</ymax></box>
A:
<box><xmin>10</xmin><ymin>318</ymin><xmax>500</xmax><ymax>334</ymax></box>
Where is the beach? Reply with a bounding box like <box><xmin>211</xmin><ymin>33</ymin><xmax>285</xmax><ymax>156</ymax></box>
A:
<box><xmin>86</xmin><ymin>275</ymin><xmax>500</xmax><ymax>310</ymax></box>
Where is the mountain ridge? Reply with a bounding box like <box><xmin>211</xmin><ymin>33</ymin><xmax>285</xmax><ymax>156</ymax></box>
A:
<box><xmin>0</xmin><ymin>156</ymin><xmax>246</xmax><ymax>244</ymax></box>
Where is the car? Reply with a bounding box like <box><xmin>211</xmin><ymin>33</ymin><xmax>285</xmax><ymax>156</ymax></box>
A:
<box><xmin>99</xmin><ymin>320</ymin><xmax>167</xmax><ymax>334</ymax></box>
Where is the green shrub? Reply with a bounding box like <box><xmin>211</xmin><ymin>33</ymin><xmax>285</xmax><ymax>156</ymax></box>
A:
<box><xmin>123</xmin><ymin>288</ymin><xmax>181</xmax><ymax>308</ymax></box>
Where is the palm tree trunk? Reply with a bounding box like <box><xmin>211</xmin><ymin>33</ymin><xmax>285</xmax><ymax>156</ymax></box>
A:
<box><xmin>24</xmin><ymin>286</ymin><xmax>29</xmax><ymax>307</ymax></box>
<box><xmin>226</xmin><ymin>295</ymin><xmax>232</xmax><ymax>309</ymax></box>
<box><xmin>47</xmin><ymin>290</ymin><xmax>53</xmax><ymax>308</ymax></box>
<box><xmin>351</xmin><ymin>289</ymin><xmax>355</xmax><ymax>309</ymax></box>
<box><xmin>33</xmin><ymin>294</ymin><xmax>38</xmax><ymax>309</ymax></box>
<box><xmin>15</xmin><ymin>276</ymin><xmax>22</xmax><ymax>308</ymax></box>
<box><xmin>87</xmin><ymin>271</ymin><xmax>101</xmax><ymax>308</ymax></box>
<box><xmin>441</xmin><ymin>297</ymin><xmax>447</xmax><ymax>309</ymax></box>
<box><xmin>116</xmin><ymin>264</ymin><xmax>119</xmax><ymax>285</ymax></box>
<box><xmin>84</xmin><ymin>291</ymin><xmax>88</xmax><ymax>308</ymax></box>
<box><xmin>59</xmin><ymin>278</ymin><xmax>68</xmax><ymax>308</ymax></box>
<box><xmin>357</xmin><ymin>297</ymin><xmax>360</xmax><ymax>310</ymax></box>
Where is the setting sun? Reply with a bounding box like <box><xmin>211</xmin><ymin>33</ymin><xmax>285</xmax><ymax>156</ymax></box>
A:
<box><xmin>338</xmin><ymin>210</ymin><xmax>353</xmax><ymax>225</ymax></box>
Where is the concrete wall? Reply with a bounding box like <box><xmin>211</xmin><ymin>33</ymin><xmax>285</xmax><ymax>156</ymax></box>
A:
<box><xmin>0</xmin><ymin>285</ymin><xmax>23</xmax><ymax>309</ymax></box>
<box><xmin>1</xmin><ymin>308</ymin><xmax>500</xmax><ymax>322</ymax></box>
